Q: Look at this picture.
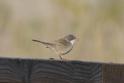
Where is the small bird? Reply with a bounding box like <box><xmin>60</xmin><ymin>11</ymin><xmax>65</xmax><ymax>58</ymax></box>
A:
<box><xmin>32</xmin><ymin>34</ymin><xmax>76</xmax><ymax>60</ymax></box>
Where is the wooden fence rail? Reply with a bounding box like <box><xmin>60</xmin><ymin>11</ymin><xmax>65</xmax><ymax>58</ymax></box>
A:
<box><xmin>0</xmin><ymin>58</ymin><xmax>123</xmax><ymax>83</ymax></box>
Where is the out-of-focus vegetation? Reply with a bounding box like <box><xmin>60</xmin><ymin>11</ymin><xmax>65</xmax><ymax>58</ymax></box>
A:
<box><xmin>0</xmin><ymin>0</ymin><xmax>124</xmax><ymax>63</ymax></box>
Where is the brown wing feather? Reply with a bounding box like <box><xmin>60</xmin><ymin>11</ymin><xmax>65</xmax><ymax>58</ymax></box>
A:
<box><xmin>61</xmin><ymin>45</ymin><xmax>73</xmax><ymax>55</ymax></box>
<box><xmin>54</xmin><ymin>39</ymin><xmax>73</xmax><ymax>55</ymax></box>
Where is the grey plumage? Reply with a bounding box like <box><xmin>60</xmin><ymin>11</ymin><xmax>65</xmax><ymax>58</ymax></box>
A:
<box><xmin>32</xmin><ymin>34</ymin><xmax>76</xmax><ymax>60</ymax></box>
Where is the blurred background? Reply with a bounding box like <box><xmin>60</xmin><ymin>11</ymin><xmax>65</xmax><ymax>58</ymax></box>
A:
<box><xmin>0</xmin><ymin>0</ymin><xmax>124</xmax><ymax>63</ymax></box>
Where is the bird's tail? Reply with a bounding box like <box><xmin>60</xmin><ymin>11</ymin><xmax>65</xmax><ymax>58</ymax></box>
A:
<box><xmin>32</xmin><ymin>39</ymin><xmax>53</xmax><ymax>47</ymax></box>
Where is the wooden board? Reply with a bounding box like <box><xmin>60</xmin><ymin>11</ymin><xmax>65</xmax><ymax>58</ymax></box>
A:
<box><xmin>0</xmin><ymin>58</ymin><xmax>124</xmax><ymax>83</ymax></box>
<box><xmin>0</xmin><ymin>58</ymin><xmax>101</xmax><ymax>83</ymax></box>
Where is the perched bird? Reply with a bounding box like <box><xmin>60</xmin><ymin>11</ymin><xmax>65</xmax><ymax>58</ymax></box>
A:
<box><xmin>32</xmin><ymin>34</ymin><xmax>76</xmax><ymax>60</ymax></box>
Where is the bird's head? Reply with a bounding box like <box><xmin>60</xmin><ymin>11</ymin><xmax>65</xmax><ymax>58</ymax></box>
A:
<box><xmin>64</xmin><ymin>34</ymin><xmax>76</xmax><ymax>44</ymax></box>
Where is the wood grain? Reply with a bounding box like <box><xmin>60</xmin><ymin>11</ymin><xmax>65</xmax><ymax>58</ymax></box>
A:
<box><xmin>0</xmin><ymin>58</ymin><xmax>101</xmax><ymax>83</ymax></box>
<box><xmin>0</xmin><ymin>58</ymin><xmax>123</xmax><ymax>83</ymax></box>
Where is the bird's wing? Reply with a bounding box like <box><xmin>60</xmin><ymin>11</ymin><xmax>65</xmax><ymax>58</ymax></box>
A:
<box><xmin>61</xmin><ymin>45</ymin><xmax>73</xmax><ymax>55</ymax></box>
<box><xmin>55</xmin><ymin>39</ymin><xmax>69</xmax><ymax>46</ymax></box>
<box><xmin>54</xmin><ymin>39</ymin><xmax>73</xmax><ymax>55</ymax></box>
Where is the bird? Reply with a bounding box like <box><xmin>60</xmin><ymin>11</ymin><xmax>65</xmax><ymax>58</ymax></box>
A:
<box><xmin>32</xmin><ymin>34</ymin><xmax>76</xmax><ymax>60</ymax></box>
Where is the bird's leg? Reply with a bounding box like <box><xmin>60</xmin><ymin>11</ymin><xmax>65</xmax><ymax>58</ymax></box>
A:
<box><xmin>59</xmin><ymin>55</ymin><xmax>67</xmax><ymax>61</ymax></box>
<box><xmin>59</xmin><ymin>54</ymin><xmax>63</xmax><ymax>60</ymax></box>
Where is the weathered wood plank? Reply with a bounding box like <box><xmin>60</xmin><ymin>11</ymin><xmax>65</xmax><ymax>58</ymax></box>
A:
<box><xmin>0</xmin><ymin>59</ymin><xmax>24</xmax><ymax>83</ymax></box>
<box><xmin>31</xmin><ymin>60</ymin><xmax>102</xmax><ymax>83</ymax></box>
<box><xmin>0</xmin><ymin>58</ymin><xmax>102</xmax><ymax>83</ymax></box>
<box><xmin>0</xmin><ymin>58</ymin><xmax>123</xmax><ymax>83</ymax></box>
<box><xmin>102</xmin><ymin>64</ymin><xmax>124</xmax><ymax>83</ymax></box>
